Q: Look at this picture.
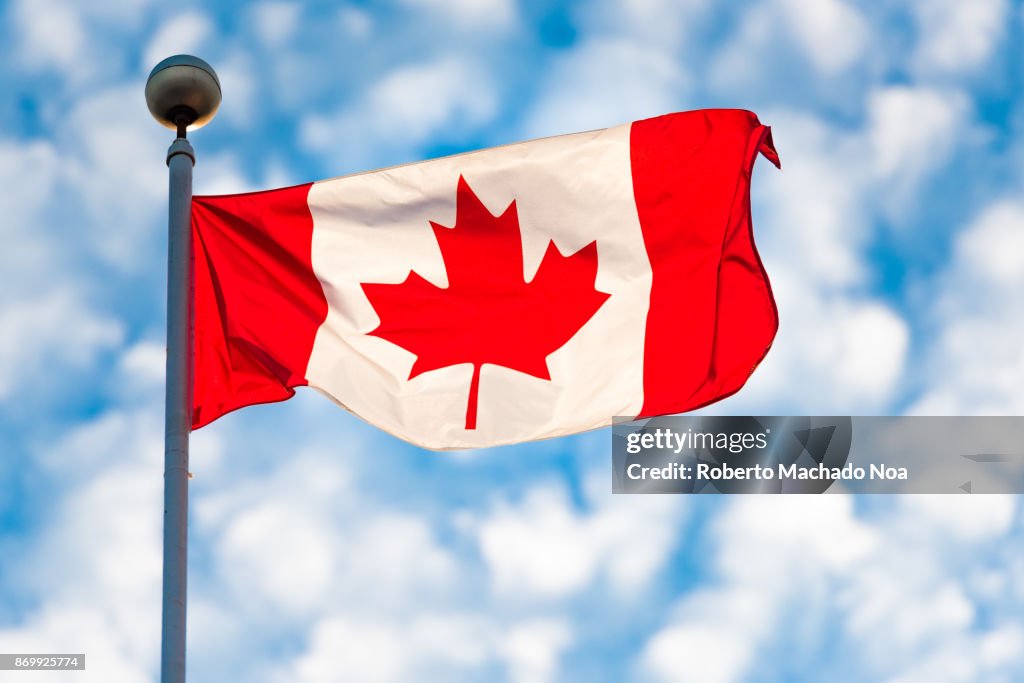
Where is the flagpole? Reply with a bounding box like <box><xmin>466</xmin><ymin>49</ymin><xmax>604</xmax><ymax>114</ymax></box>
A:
<box><xmin>145</xmin><ymin>55</ymin><xmax>221</xmax><ymax>683</ymax></box>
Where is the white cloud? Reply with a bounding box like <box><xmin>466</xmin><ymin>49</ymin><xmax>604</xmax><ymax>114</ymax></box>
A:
<box><xmin>910</xmin><ymin>0</ymin><xmax>1009</xmax><ymax>77</ymax></box>
<box><xmin>472</xmin><ymin>473</ymin><xmax>685</xmax><ymax>598</ymax></box>
<box><xmin>0</xmin><ymin>140</ymin><xmax>60</xmax><ymax>225</ymax></box>
<box><xmin>212</xmin><ymin>51</ymin><xmax>258</xmax><ymax>129</ymax></box>
<box><xmin>142</xmin><ymin>11</ymin><xmax>215</xmax><ymax>72</ymax></box>
<box><xmin>899</xmin><ymin>495</ymin><xmax>1016</xmax><ymax>541</ymax></box>
<box><xmin>911</xmin><ymin>200</ymin><xmax>1024</xmax><ymax>414</ymax></box>
<box><xmin>361</xmin><ymin>58</ymin><xmax>496</xmax><ymax>141</ymax></box>
<box><xmin>823</xmin><ymin>300</ymin><xmax>908</xmax><ymax>401</ymax></box>
<box><xmin>343</xmin><ymin>514</ymin><xmax>458</xmax><ymax>600</ymax></box>
<box><xmin>300</xmin><ymin>56</ymin><xmax>497</xmax><ymax>170</ymax></box>
<box><xmin>192</xmin><ymin>151</ymin><xmax>253</xmax><ymax>196</ymax></box>
<box><xmin>478</xmin><ymin>486</ymin><xmax>600</xmax><ymax>597</ymax></box>
<box><xmin>115</xmin><ymin>340</ymin><xmax>165</xmax><ymax>396</ymax></box>
<box><xmin>715</xmin><ymin>497</ymin><xmax>878</xmax><ymax>579</ymax></box>
<box><xmin>60</xmin><ymin>85</ymin><xmax>169</xmax><ymax>270</ymax></box>
<box><xmin>979</xmin><ymin>625</ymin><xmax>1024</xmax><ymax>670</ymax></box>
<box><xmin>777</xmin><ymin>0</ymin><xmax>870</xmax><ymax>74</ymax></box>
<box><xmin>498</xmin><ymin>618</ymin><xmax>574</xmax><ymax>683</ymax></box>
<box><xmin>249</xmin><ymin>2</ymin><xmax>302</xmax><ymax>47</ymax></box>
<box><xmin>868</xmin><ymin>86</ymin><xmax>971</xmax><ymax>206</ymax></box>
<box><xmin>278</xmin><ymin>612</ymin><xmax>571</xmax><ymax>683</ymax></box>
<box><xmin>0</xmin><ymin>139</ymin><xmax>64</xmax><ymax>303</ymax></box>
<box><xmin>845</xmin><ymin>577</ymin><xmax>974</xmax><ymax>656</ymax></box>
<box><xmin>640</xmin><ymin>495</ymin><xmax>1024</xmax><ymax>683</ymax></box>
<box><xmin>709</xmin><ymin>0</ymin><xmax>869</xmax><ymax>94</ymax></box>
<box><xmin>731</xmin><ymin>286</ymin><xmax>909</xmax><ymax>413</ymax></box>
<box><xmin>9</xmin><ymin>0</ymin><xmax>86</xmax><ymax>74</ymax></box>
<box><xmin>955</xmin><ymin>201</ymin><xmax>1024</xmax><ymax>290</ymax></box>
<box><xmin>641</xmin><ymin>497</ymin><xmax>876</xmax><ymax>683</ymax></box>
<box><xmin>337</xmin><ymin>6</ymin><xmax>373</xmax><ymax>39</ymax></box>
<box><xmin>642</xmin><ymin>623</ymin><xmax>755</xmax><ymax>683</ymax></box>
<box><xmin>2</xmin><ymin>82</ymin><xmax>172</xmax><ymax>280</ymax></box>
<box><xmin>195</xmin><ymin>451</ymin><xmax>458</xmax><ymax>620</ymax></box>
<box><xmin>707</xmin><ymin>4</ymin><xmax>775</xmax><ymax>93</ymax></box>
<box><xmin>0</xmin><ymin>407</ymin><xmax>163</xmax><ymax>683</ymax></box>
<box><xmin>397</xmin><ymin>0</ymin><xmax>517</xmax><ymax>31</ymax></box>
<box><xmin>0</xmin><ymin>289</ymin><xmax>123</xmax><ymax>401</ymax></box>
<box><xmin>287</xmin><ymin>616</ymin><xmax>415</xmax><ymax>682</ymax></box>
<box><xmin>40</xmin><ymin>405</ymin><xmax>159</xmax><ymax>476</ymax></box>
<box><xmin>8</xmin><ymin>0</ymin><xmax>151</xmax><ymax>85</ymax></box>
<box><xmin>839</xmin><ymin>498</ymin><xmax>1019</xmax><ymax>679</ymax></box>
<box><xmin>217</xmin><ymin>501</ymin><xmax>337</xmax><ymax>615</ymax></box>
<box><xmin>521</xmin><ymin>38</ymin><xmax>688</xmax><ymax>139</ymax></box>
<box><xmin>575</xmin><ymin>0</ymin><xmax>710</xmax><ymax>52</ymax></box>
<box><xmin>0</xmin><ymin>607</ymin><xmax>155</xmax><ymax>683</ymax></box>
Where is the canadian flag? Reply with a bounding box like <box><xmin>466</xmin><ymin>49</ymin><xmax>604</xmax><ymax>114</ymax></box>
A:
<box><xmin>191</xmin><ymin>109</ymin><xmax>780</xmax><ymax>449</ymax></box>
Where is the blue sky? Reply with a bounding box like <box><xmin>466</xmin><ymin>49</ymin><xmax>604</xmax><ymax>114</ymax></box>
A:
<box><xmin>1</xmin><ymin>0</ymin><xmax>1024</xmax><ymax>681</ymax></box>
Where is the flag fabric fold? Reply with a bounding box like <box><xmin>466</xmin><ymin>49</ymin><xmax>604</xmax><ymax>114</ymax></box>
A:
<box><xmin>191</xmin><ymin>109</ymin><xmax>780</xmax><ymax>449</ymax></box>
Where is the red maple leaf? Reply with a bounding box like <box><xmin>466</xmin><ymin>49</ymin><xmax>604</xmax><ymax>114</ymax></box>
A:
<box><xmin>360</xmin><ymin>176</ymin><xmax>611</xmax><ymax>430</ymax></box>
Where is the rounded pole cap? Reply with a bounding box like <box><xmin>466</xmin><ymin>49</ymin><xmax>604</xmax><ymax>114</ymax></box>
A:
<box><xmin>145</xmin><ymin>55</ymin><xmax>221</xmax><ymax>131</ymax></box>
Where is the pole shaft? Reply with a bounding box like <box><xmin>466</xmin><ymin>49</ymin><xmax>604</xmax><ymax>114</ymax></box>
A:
<box><xmin>161</xmin><ymin>136</ymin><xmax>195</xmax><ymax>683</ymax></box>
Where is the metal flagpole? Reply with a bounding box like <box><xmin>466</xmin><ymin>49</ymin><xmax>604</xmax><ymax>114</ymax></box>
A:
<box><xmin>145</xmin><ymin>55</ymin><xmax>221</xmax><ymax>683</ymax></box>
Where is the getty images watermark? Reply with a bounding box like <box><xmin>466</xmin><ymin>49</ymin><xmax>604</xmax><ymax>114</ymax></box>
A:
<box><xmin>611</xmin><ymin>416</ymin><xmax>1024</xmax><ymax>494</ymax></box>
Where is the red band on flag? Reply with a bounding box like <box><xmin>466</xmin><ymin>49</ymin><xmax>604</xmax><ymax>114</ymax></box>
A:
<box><xmin>191</xmin><ymin>184</ymin><xmax>327</xmax><ymax>429</ymax></box>
<box><xmin>631</xmin><ymin>110</ymin><xmax>779</xmax><ymax>417</ymax></box>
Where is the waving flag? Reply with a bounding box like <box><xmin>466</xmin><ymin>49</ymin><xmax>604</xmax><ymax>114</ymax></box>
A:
<box><xmin>190</xmin><ymin>109</ymin><xmax>780</xmax><ymax>449</ymax></box>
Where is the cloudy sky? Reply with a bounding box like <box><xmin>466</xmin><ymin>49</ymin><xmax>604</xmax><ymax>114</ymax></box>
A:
<box><xmin>1</xmin><ymin>0</ymin><xmax>1023</xmax><ymax>681</ymax></box>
